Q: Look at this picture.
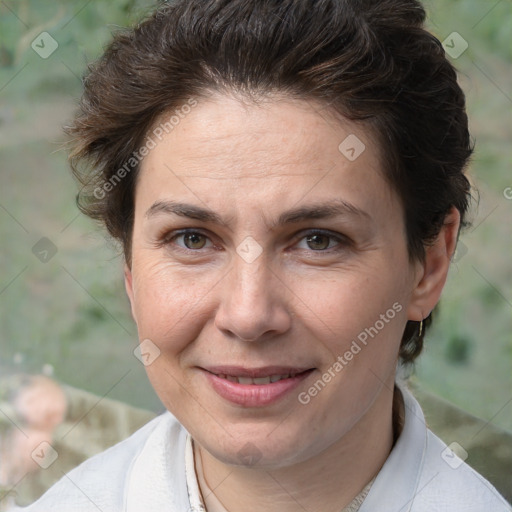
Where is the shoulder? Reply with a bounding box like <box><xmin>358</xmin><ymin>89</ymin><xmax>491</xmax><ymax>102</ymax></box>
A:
<box><xmin>361</xmin><ymin>382</ymin><xmax>511</xmax><ymax>512</ymax></box>
<box><xmin>410</xmin><ymin>428</ymin><xmax>512</xmax><ymax>511</ymax></box>
<box><xmin>11</xmin><ymin>412</ymin><xmax>183</xmax><ymax>512</ymax></box>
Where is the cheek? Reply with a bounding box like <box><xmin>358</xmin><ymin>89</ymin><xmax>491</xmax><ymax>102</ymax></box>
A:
<box><xmin>300</xmin><ymin>269</ymin><xmax>409</xmax><ymax>385</ymax></box>
<box><xmin>130</xmin><ymin>257</ymin><xmax>220</xmax><ymax>350</ymax></box>
<box><xmin>298</xmin><ymin>273</ymin><xmax>407</xmax><ymax>420</ymax></box>
<box><xmin>294</xmin><ymin>263</ymin><xmax>406</xmax><ymax>334</ymax></box>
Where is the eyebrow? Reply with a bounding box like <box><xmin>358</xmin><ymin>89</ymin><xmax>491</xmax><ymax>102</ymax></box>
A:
<box><xmin>145</xmin><ymin>199</ymin><xmax>371</xmax><ymax>228</ymax></box>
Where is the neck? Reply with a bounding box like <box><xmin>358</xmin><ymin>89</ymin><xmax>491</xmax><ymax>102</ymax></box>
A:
<box><xmin>197</xmin><ymin>381</ymin><xmax>401</xmax><ymax>512</ymax></box>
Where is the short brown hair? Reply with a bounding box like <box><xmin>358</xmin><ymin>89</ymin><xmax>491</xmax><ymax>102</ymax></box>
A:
<box><xmin>67</xmin><ymin>0</ymin><xmax>473</xmax><ymax>363</ymax></box>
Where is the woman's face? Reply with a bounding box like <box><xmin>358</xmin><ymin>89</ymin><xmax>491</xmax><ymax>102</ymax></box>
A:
<box><xmin>125</xmin><ymin>94</ymin><xmax>426</xmax><ymax>467</ymax></box>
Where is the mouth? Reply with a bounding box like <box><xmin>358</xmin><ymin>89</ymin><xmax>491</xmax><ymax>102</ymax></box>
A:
<box><xmin>200</xmin><ymin>366</ymin><xmax>315</xmax><ymax>407</ymax></box>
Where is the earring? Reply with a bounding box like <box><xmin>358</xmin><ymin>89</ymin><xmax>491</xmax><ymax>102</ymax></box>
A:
<box><xmin>418</xmin><ymin>319</ymin><xmax>424</xmax><ymax>337</ymax></box>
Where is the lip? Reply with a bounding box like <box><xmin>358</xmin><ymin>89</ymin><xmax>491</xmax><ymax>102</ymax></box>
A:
<box><xmin>203</xmin><ymin>365</ymin><xmax>313</xmax><ymax>378</ymax></box>
<box><xmin>200</xmin><ymin>366</ymin><xmax>315</xmax><ymax>407</ymax></box>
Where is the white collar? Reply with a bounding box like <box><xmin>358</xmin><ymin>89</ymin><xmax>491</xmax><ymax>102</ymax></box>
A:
<box><xmin>125</xmin><ymin>413</ymin><xmax>192</xmax><ymax>512</ymax></box>
<box><xmin>359</xmin><ymin>380</ymin><xmax>426</xmax><ymax>512</ymax></box>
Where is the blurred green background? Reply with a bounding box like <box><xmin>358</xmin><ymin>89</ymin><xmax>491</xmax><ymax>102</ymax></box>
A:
<box><xmin>1</xmin><ymin>0</ymin><xmax>511</xmax><ymax>431</ymax></box>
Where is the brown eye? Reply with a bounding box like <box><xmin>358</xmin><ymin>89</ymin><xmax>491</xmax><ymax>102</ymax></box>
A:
<box><xmin>306</xmin><ymin>234</ymin><xmax>331</xmax><ymax>250</ymax></box>
<box><xmin>158</xmin><ymin>229</ymin><xmax>215</xmax><ymax>253</ymax></box>
<box><xmin>295</xmin><ymin>230</ymin><xmax>349</xmax><ymax>254</ymax></box>
<box><xmin>183</xmin><ymin>232</ymin><xmax>207</xmax><ymax>249</ymax></box>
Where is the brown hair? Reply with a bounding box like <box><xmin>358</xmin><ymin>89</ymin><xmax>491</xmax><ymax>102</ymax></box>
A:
<box><xmin>67</xmin><ymin>0</ymin><xmax>473</xmax><ymax>363</ymax></box>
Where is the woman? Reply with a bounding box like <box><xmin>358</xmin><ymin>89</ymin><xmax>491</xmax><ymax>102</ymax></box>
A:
<box><xmin>12</xmin><ymin>0</ymin><xmax>511</xmax><ymax>510</ymax></box>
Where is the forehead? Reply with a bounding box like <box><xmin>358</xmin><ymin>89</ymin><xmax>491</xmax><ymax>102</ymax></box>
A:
<box><xmin>146</xmin><ymin>95</ymin><xmax>378</xmax><ymax>171</ymax></box>
<box><xmin>136</xmin><ymin>94</ymin><xmax>397</xmax><ymax>224</ymax></box>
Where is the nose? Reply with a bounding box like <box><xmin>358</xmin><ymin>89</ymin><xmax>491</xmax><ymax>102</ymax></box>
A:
<box><xmin>214</xmin><ymin>255</ymin><xmax>292</xmax><ymax>342</ymax></box>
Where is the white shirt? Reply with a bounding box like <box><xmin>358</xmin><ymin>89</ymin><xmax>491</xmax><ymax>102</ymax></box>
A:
<box><xmin>11</xmin><ymin>382</ymin><xmax>511</xmax><ymax>511</ymax></box>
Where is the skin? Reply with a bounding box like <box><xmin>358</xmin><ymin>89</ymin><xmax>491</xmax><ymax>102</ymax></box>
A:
<box><xmin>124</xmin><ymin>93</ymin><xmax>459</xmax><ymax>512</ymax></box>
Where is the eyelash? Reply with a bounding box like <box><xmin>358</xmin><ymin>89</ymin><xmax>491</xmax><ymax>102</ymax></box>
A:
<box><xmin>157</xmin><ymin>228</ymin><xmax>350</xmax><ymax>255</ymax></box>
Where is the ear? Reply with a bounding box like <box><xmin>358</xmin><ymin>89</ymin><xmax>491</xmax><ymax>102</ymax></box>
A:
<box><xmin>124</xmin><ymin>263</ymin><xmax>138</xmax><ymax>323</ymax></box>
<box><xmin>407</xmin><ymin>207</ymin><xmax>460</xmax><ymax>322</ymax></box>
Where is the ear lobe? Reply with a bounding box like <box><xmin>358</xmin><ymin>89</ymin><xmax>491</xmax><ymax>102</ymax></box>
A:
<box><xmin>124</xmin><ymin>263</ymin><xmax>137</xmax><ymax>323</ymax></box>
<box><xmin>407</xmin><ymin>207</ymin><xmax>461</xmax><ymax>322</ymax></box>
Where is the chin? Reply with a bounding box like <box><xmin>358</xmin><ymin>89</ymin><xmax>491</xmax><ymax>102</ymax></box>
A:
<box><xmin>194</xmin><ymin>420</ymin><xmax>321</xmax><ymax>469</ymax></box>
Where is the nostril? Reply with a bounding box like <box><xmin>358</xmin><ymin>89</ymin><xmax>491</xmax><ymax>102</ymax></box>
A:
<box><xmin>239</xmin><ymin>335</ymin><xmax>259</xmax><ymax>342</ymax></box>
